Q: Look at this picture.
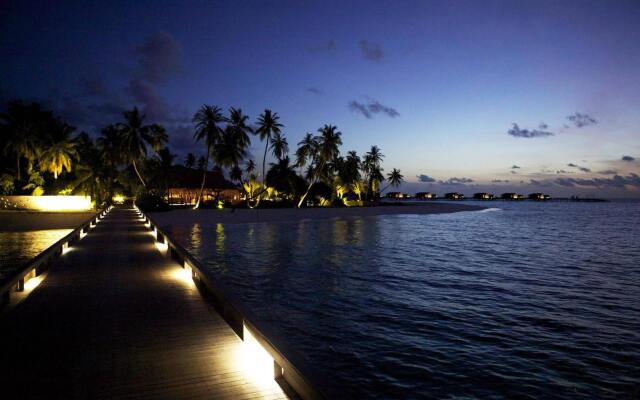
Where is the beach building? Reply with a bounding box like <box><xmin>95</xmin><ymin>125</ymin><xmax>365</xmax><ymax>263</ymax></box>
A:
<box><xmin>167</xmin><ymin>166</ymin><xmax>241</xmax><ymax>205</ymax></box>
<box><xmin>415</xmin><ymin>192</ymin><xmax>437</xmax><ymax>199</ymax></box>
<box><xmin>387</xmin><ymin>192</ymin><xmax>411</xmax><ymax>199</ymax></box>
<box><xmin>529</xmin><ymin>193</ymin><xmax>551</xmax><ymax>201</ymax></box>
<box><xmin>445</xmin><ymin>192</ymin><xmax>464</xmax><ymax>200</ymax></box>
<box><xmin>501</xmin><ymin>192</ymin><xmax>525</xmax><ymax>200</ymax></box>
<box><xmin>473</xmin><ymin>192</ymin><xmax>495</xmax><ymax>200</ymax></box>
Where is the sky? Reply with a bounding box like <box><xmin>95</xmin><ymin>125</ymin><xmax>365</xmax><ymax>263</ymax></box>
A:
<box><xmin>1</xmin><ymin>0</ymin><xmax>639</xmax><ymax>198</ymax></box>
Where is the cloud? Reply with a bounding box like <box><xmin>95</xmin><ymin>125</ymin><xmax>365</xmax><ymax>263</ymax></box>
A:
<box><xmin>598</xmin><ymin>169</ymin><xmax>618</xmax><ymax>175</ymax></box>
<box><xmin>126</xmin><ymin>78</ymin><xmax>171</xmax><ymax>121</ymax></box>
<box><xmin>510</xmin><ymin>170</ymin><xmax>518</xmax><ymax>174</ymax></box>
<box><xmin>511</xmin><ymin>165</ymin><xmax>521</xmax><ymax>169</ymax></box>
<box><xmin>134</xmin><ymin>32</ymin><xmax>182</xmax><ymax>84</ymax></box>
<box><xmin>491</xmin><ymin>179</ymin><xmax>509</xmax><ymax>183</ymax></box>
<box><xmin>622</xmin><ymin>155</ymin><xmax>635</xmax><ymax>162</ymax></box>
<box><xmin>567</xmin><ymin>112</ymin><xmax>597</xmax><ymax>128</ymax></box>
<box><xmin>439</xmin><ymin>177</ymin><xmax>474</xmax><ymax>184</ymax></box>
<box><xmin>554</xmin><ymin>174</ymin><xmax>640</xmax><ymax>188</ymax></box>
<box><xmin>508</xmin><ymin>123</ymin><xmax>554</xmax><ymax>138</ymax></box>
<box><xmin>307</xmin><ymin>87</ymin><xmax>323</xmax><ymax>95</ymax></box>
<box><xmin>417</xmin><ymin>174</ymin><xmax>436</xmax><ymax>183</ymax></box>
<box><xmin>348</xmin><ymin>99</ymin><xmax>399</xmax><ymax>119</ymax></box>
<box><xmin>348</xmin><ymin>101</ymin><xmax>371</xmax><ymax>118</ymax></box>
<box><xmin>556</xmin><ymin>169</ymin><xmax>572</xmax><ymax>174</ymax></box>
<box><xmin>358</xmin><ymin>40</ymin><xmax>384</xmax><ymax>62</ymax></box>
<box><xmin>567</xmin><ymin>163</ymin><xmax>591</xmax><ymax>173</ymax></box>
<box><xmin>306</xmin><ymin>40</ymin><xmax>336</xmax><ymax>53</ymax></box>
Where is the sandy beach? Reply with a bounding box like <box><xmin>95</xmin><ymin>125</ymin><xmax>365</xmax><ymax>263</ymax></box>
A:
<box><xmin>150</xmin><ymin>203</ymin><xmax>483</xmax><ymax>226</ymax></box>
<box><xmin>0</xmin><ymin>211</ymin><xmax>97</xmax><ymax>231</ymax></box>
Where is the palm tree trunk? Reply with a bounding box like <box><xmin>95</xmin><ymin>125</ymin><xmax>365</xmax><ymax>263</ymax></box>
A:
<box><xmin>259</xmin><ymin>139</ymin><xmax>269</xmax><ymax>205</ymax></box>
<box><xmin>297</xmin><ymin>179</ymin><xmax>315</xmax><ymax>208</ymax></box>
<box><xmin>132</xmin><ymin>159</ymin><xmax>147</xmax><ymax>188</ymax></box>
<box><xmin>194</xmin><ymin>152</ymin><xmax>209</xmax><ymax>209</ymax></box>
<box><xmin>16</xmin><ymin>155</ymin><xmax>21</xmax><ymax>181</ymax></box>
<box><xmin>297</xmin><ymin>160</ymin><xmax>324</xmax><ymax>208</ymax></box>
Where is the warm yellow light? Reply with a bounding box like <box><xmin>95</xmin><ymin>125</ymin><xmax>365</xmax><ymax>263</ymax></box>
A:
<box><xmin>112</xmin><ymin>194</ymin><xmax>125</xmax><ymax>204</ymax></box>
<box><xmin>167</xmin><ymin>265</ymin><xmax>195</xmax><ymax>288</ymax></box>
<box><xmin>4</xmin><ymin>195</ymin><xmax>93</xmax><ymax>212</ymax></box>
<box><xmin>79</xmin><ymin>231</ymin><xmax>87</xmax><ymax>239</ymax></box>
<box><xmin>24</xmin><ymin>275</ymin><xmax>44</xmax><ymax>291</ymax></box>
<box><xmin>242</xmin><ymin>323</ymin><xmax>276</xmax><ymax>386</ymax></box>
<box><xmin>62</xmin><ymin>242</ymin><xmax>70</xmax><ymax>254</ymax></box>
<box><xmin>155</xmin><ymin>241</ymin><xmax>168</xmax><ymax>254</ymax></box>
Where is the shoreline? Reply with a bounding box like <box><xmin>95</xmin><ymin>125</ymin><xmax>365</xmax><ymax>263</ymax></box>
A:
<box><xmin>0</xmin><ymin>211</ymin><xmax>97</xmax><ymax>231</ymax></box>
<box><xmin>150</xmin><ymin>203</ymin><xmax>484</xmax><ymax>226</ymax></box>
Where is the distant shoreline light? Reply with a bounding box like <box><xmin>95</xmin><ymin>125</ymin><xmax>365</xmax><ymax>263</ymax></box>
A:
<box><xmin>0</xmin><ymin>195</ymin><xmax>93</xmax><ymax>212</ymax></box>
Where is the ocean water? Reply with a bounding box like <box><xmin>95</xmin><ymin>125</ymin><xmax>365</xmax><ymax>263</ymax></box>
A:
<box><xmin>168</xmin><ymin>201</ymin><xmax>640</xmax><ymax>399</ymax></box>
<box><xmin>0</xmin><ymin>229</ymin><xmax>71</xmax><ymax>282</ymax></box>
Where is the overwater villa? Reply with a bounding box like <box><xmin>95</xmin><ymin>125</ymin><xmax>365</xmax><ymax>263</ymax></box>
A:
<box><xmin>501</xmin><ymin>192</ymin><xmax>525</xmax><ymax>200</ymax></box>
<box><xmin>444</xmin><ymin>192</ymin><xmax>464</xmax><ymax>200</ymax></box>
<box><xmin>529</xmin><ymin>193</ymin><xmax>551</xmax><ymax>201</ymax></box>
<box><xmin>415</xmin><ymin>192</ymin><xmax>437</xmax><ymax>199</ymax></box>
<box><xmin>167</xmin><ymin>166</ymin><xmax>241</xmax><ymax>206</ymax></box>
<box><xmin>473</xmin><ymin>192</ymin><xmax>495</xmax><ymax>200</ymax></box>
<box><xmin>387</xmin><ymin>192</ymin><xmax>411</xmax><ymax>199</ymax></box>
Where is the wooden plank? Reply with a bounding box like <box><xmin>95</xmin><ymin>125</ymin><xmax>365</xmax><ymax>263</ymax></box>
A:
<box><xmin>0</xmin><ymin>208</ymin><xmax>289</xmax><ymax>400</ymax></box>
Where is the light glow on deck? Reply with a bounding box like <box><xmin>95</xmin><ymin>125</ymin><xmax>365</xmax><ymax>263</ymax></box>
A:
<box><xmin>62</xmin><ymin>242</ymin><xmax>70</xmax><ymax>254</ymax></box>
<box><xmin>242</xmin><ymin>323</ymin><xmax>276</xmax><ymax>386</ymax></box>
<box><xmin>24</xmin><ymin>275</ymin><xmax>44</xmax><ymax>291</ymax></box>
<box><xmin>155</xmin><ymin>241</ymin><xmax>168</xmax><ymax>254</ymax></box>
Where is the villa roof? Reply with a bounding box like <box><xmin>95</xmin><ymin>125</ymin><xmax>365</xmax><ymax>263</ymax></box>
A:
<box><xmin>168</xmin><ymin>165</ymin><xmax>239</xmax><ymax>190</ymax></box>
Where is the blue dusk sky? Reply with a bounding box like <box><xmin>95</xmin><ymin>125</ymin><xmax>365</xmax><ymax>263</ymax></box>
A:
<box><xmin>1</xmin><ymin>0</ymin><xmax>639</xmax><ymax>197</ymax></box>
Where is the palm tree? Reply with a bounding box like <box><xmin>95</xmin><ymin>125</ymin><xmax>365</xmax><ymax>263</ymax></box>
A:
<box><xmin>295</xmin><ymin>133</ymin><xmax>317</xmax><ymax>171</ymax></box>
<box><xmin>184</xmin><ymin>153</ymin><xmax>196</xmax><ymax>168</ymax></box>
<box><xmin>192</xmin><ymin>105</ymin><xmax>226</xmax><ymax>208</ymax></box>
<box><xmin>227</xmin><ymin>108</ymin><xmax>252</xmax><ymax>149</ymax></box>
<box><xmin>363</xmin><ymin>145</ymin><xmax>384</xmax><ymax>201</ymax></box>
<box><xmin>213</xmin><ymin>126</ymin><xmax>249</xmax><ymax>169</ymax></box>
<box><xmin>245</xmin><ymin>159</ymin><xmax>256</xmax><ymax>176</ymax></box>
<box><xmin>72</xmin><ymin>141</ymin><xmax>108</xmax><ymax>207</ymax></box>
<box><xmin>297</xmin><ymin>124</ymin><xmax>342</xmax><ymax>207</ymax></box>
<box><xmin>266</xmin><ymin>156</ymin><xmax>300</xmax><ymax>198</ymax></box>
<box><xmin>338</xmin><ymin>150</ymin><xmax>362</xmax><ymax>200</ymax></box>
<box><xmin>255</xmin><ymin>109</ymin><xmax>283</xmax><ymax>192</ymax></box>
<box><xmin>270</xmin><ymin>132</ymin><xmax>289</xmax><ymax>161</ymax></box>
<box><xmin>230</xmin><ymin>165</ymin><xmax>243</xmax><ymax>183</ymax></box>
<box><xmin>0</xmin><ymin>101</ymin><xmax>46</xmax><ymax>180</ymax></box>
<box><xmin>155</xmin><ymin>147</ymin><xmax>176</xmax><ymax>200</ymax></box>
<box><xmin>197</xmin><ymin>155</ymin><xmax>207</xmax><ymax>170</ymax></box>
<box><xmin>39</xmin><ymin>123</ymin><xmax>78</xmax><ymax>179</ymax></box>
<box><xmin>380</xmin><ymin>168</ymin><xmax>404</xmax><ymax>193</ymax></box>
<box><xmin>96</xmin><ymin>125</ymin><xmax>123</xmax><ymax>200</ymax></box>
<box><xmin>118</xmin><ymin>107</ymin><xmax>167</xmax><ymax>188</ymax></box>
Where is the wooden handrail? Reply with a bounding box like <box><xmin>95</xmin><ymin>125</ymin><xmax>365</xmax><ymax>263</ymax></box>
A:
<box><xmin>139</xmin><ymin>206</ymin><xmax>327</xmax><ymax>400</ymax></box>
<box><xmin>1</xmin><ymin>207</ymin><xmax>111</xmax><ymax>307</ymax></box>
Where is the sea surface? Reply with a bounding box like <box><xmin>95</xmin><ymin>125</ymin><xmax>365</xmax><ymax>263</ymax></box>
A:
<box><xmin>0</xmin><ymin>229</ymin><xmax>71</xmax><ymax>282</ymax></box>
<box><xmin>136</xmin><ymin>202</ymin><xmax>640</xmax><ymax>398</ymax></box>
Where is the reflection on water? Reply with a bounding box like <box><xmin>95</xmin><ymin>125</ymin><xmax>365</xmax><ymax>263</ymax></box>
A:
<box><xmin>167</xmin><ymin>202</ymin><xmax>640</xmax><ymax>399</ymax></box>
<box><xmin>189</xmin><ymin>223</ymin><xmax>202</xmax><ymax>249</ymax></box>
<box><xmin>0</xmin><ymin>229</ymin><xmax>71</xmax><ymax>281</ymax></box>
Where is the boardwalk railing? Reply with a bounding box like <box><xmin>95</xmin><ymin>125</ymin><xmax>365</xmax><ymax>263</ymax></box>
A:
<box><xmin>1</xmin><ymin>206</ymin><xmax>112</xmax><ymax>307</ymax></box>
<box><xmin>137</xmin><ymin>206</ymin><xmax>327</xmax><ymax>400</ymax></box>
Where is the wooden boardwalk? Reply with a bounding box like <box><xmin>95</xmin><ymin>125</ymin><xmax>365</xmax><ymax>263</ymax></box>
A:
<box><xmin>0</xmin><ymin>207</ymin><xmax>289</xmax><ymax>400</ymax></box>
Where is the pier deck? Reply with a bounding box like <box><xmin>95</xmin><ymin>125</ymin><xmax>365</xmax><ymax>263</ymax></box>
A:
<box><xmin>0</xmin><ymin>207</ymin><xmax>288</xmax><ymax>399</ymax></box>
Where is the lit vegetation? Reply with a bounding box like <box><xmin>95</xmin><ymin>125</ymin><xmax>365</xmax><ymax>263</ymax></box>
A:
<box><xmin>1</xmin><ymin>99</ymin><xmax>403</xmax><ymax>209</ymax></box>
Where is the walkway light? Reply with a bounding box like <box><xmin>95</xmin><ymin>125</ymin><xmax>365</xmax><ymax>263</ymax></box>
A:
<box><xmin>242</xmin><ymin>323</ymin><xmax>276</xmax><ymax>386</ymax></box>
